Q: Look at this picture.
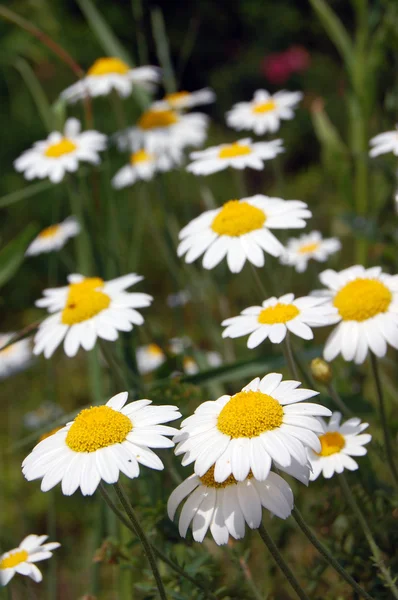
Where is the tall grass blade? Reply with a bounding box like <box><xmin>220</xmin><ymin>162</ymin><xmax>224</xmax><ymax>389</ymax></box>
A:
<box><xmin>151</xmin><ymin>7</ymin><xmax>177</xmax><ymax>93</ymax></box>
<box><xmin>13</xmin><ymin>58</ymin><xmax>53</xmax><ymax>132</ymax></box>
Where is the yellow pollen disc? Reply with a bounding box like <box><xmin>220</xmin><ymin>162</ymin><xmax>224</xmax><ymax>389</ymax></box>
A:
<box><xmin>217</xmin><ymin>390</ymin><xmax>284</xmax><ymax>438</ymax></box>
<box><xmin>38</xmin><ymin>224</ymin><xmax>61</xmax><ymax>239</ymax></box>
<box><xmin>218</xmin><ymin>142</ymin><xmax>252</xmax><ymax>159</ymax></box>
<box><xmin>130</xmin><ymin>149</ymin><xmax>152</xmax><ymax>165</ymax></box>
<box><xmin>61</xmin><ymin>277</ymin><xmax>111</xmax><ymax>325</ymax></box>
<box><xmin>0</xmin><ymin>550</ymin><xmax>29</xmax><ymax>570</ymax></box>
<box><xmin>45</xmin><ymin>138</ymin><xmax>77</xmax><ymax>158</ymax></box>
<box><xmin>165</xmin><ymin>91</ymin><xmax>190</xmax><ymax>106</ymax></box>
<box><xmin>258</xmin><ymin>303</ymin><xmax>299</xmax><ymax>325</ymax></box>
<box><xmin>138</xmin><ymin>109</ymin><xmax>178</xmax><ymax>130</ymax></box>
<box><xmin>199</xmin><ymin>465</ymin><xmax>254</xmax><ymax>488</ymax></box>
<box><xmin>211</xmin><ymin>200</ymin><xmax>266</xmax><ymax>237</ymax></box>
<box><xmin>298</xmin><ymin>241</ymin><xmax>320</xmax><ymax>254</ymax></box>
<box><xmin>87</xmin><ymin>57</ymin><xmax>130</xmax><ymax>76</ymax></box>
<box><xmin>317</xmin><ymin>431</ymin><xmax>345</xmax><ymax>457</ymax></box>
<box><xmin>148</xmin><ymin>343</ymin><xmax>164</xmax><ymax>357</ymax></box>
<box><xmin>39</xmin><ymin>426</ymin><xmax>63</xmax><ymax>443</ymax></box>
<box><xmin>333</xmin><ymin>278</ymin><xmax>392</xmax><ymax>322</ymax></box>
<box><xmin>66</xmin><ymin>405</ymin><xmax>132</xmax><ymax>452</ymax></box>
<box><xmin>252</xmin><ymin>99</ymin><xmax>277</xmax><ymax>114</ymax></box>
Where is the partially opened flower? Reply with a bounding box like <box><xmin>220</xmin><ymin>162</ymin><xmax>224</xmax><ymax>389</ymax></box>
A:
<box><xmin>178</xmin><ymin>195</ymin><xmax>311</xmax><ymax>273</ymax></box>
<box><xmin>187</xmin><ymin>138</ymin><xmax>284</xmax><ymax>175</ymax></box>
<box><xmin>369</xmin><ymin>127</ymin><xmax>398</xmax><ymax>157</ymax></box>
<box><xmin>222</xmin><ymin>294</ymin><xmax>336</xmax><ymax>348</ymax></box>
<box><xmin>25</xmin><ymin>217</ymin><xmax>80</xmax><ymax>256</ymax></box>
<box><xmin>307</xmin><ymin>412</ymin><xmax>371</xmax><ymax>480</ymax></box>
<box><xmin>167</xmin><ymin>467</ymin><xmax>293</xmax><ymax>545</ymax></box>
<box><xmin>22</xmin><ymin>392</ymin><xmax>181</xmax><ymax>496</ymax></box>
<box><xmin>136</xmin><ymin>343</ymin><xmax>166</xmax><ymax>374</ymax></box>
<box><xmin>0</xmin><ymin>333</ymin><xmax>32</xmax><ymax>379</ymax></box>
<box><xmin>112</xmin><ymin>149</ymin><xmax>181</xmax><ymax>189</ymax></box>
<box><xmin>280</xmin><ymin>231</ymin><xmax>341</xmax><ymax>273</ymax></box>
<box><xmin>33</xmin><ymin>273</ymin><xmax>153</xmax><ymax>358</ymax></box>
<box><xmin>0</xmin><ymin>535</ymin><xmax>60</xmax><ymax>586</ymax></box>
<box><xmin>174</xmin><ymin>373</ymin><xmax>331</xmax><ymax>483</ymax></box>
<box><xmin>226</xmin><ymin>89</ymin><xmax>303</xmax><ymax>135</ymax></box>
<box><xmin>154</xmin><ymin>88</ymin><xmax>216</xmax><ymax>111</ymax></box>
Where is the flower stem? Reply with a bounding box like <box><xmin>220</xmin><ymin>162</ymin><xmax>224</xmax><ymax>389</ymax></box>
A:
<box><xmin>327</xmin><ymin>383</ymin><xmax>353</xmax><ymax>416</ymax></box>
<box><xmin>250</xmin><ymin>263</ymin><xmax>268</xmax><ymax>298</ymax></box>
<box><xmin>284</xmin><ymin>334</ymin><xmax>300</xmax><ymax>380</ymax></box>
<box><xmin>292</xmin><ymin>507</ymin><xmax>374</xmax><ymax>600</ymax></box>
<box><xmin>257</xmin><ymin>522</ymin><xmax>310</xmax><ymax>600</ymax></box>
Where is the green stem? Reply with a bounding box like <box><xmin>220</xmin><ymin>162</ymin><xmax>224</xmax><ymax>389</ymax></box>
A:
<box><xmin>327</xmin><ymin>383</ymin><xmax>353</xmax><ymax>416</ymax></box>
<box><xmin>284</xmin><ymin>334</ymin><xmax>300</xmax><ymax>380</ymax></box>
<box><xmin>99</xmin><ymin>339</ymin><xmax>131</xmax><ymax>392</ymax></box>
<box><xmin>66</xmin><ymin>179</ymin><xmax>91</xmax><ymax>276</ymax></box>
<box><xmin>250</xmin><ymin>263</ymin><xmax>268</xmax><ymax>299</ymax></box>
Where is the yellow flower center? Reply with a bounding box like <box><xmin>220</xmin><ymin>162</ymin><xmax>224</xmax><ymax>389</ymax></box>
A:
<box><xmin>130</xmin><ymin>149</ymin><xmax>152</xmax><ymax>165</ymax></box>
<box><xmin>258</xmin><ymin>303</ymin><xmax>300</xmax><ymax>325</ymax></box>
<box><xmin>252</xmin><ymin>99</ymin><xmax>277</xmax><ymax>114</ymax></box>
<box><xmin>87</xmin><ymin>57</ymin><xmax>130</xmax><ymax>76</ymax></box>
<box><xmin>333</xmin><ymin>278</ymin><xmax>392</xmax><ymax>322</ymax></box>
<box><xmin>38</xmin><ymin>224</ymin><xmax>61</xmax><ymax>239</ymax></box>
<box><xmin>45</xmin><ymin>138</ymin><xmax>77</xmax><ymax>158</ymax></box>
<box><xmin>298</xmin><ymin>242</ymin><xmax>320</xmax><ymax>254</ymax></box>
<box><xmin>65</xmin><ymin>405</ymin><xmax>132</xmax><ymax>452</ymax></box>
<box><xmin>148</xmin><ymin>343</ymin><xmax>164</xmax><ymax>357</ymax></box>
<box><xmin>165</xmin><ymin>91</ymin><xmax>190</xmax><ymax>106</ymax></box>
<box><xmin>199</xmin><ymin>465</ymin><xmax>253</xmax><ymax>488</ymax></box>
<box><xmin>218</xmin><ymin>142</ymin><xmax>252</xmax><ymax>159</ymax></box>
<box><xmin>317</xmin><ymin>431</ymin><xmax>345</xmax><ymax>456</ymax></box>
<box><xmin>39</xmin><ymin>426</ymin><xmax>63</xmax><ymax>443</ymax></box>
<box><xmin>217</xmin><ymin>390</ymin><xmax>284</xmax><ymax>438</ymax></box>
<box><xmin>211</xmin><ymin>200</ymin><xmax>266</xmax><ymax>237</ymax></box>
<box><xmin>61</xmin><ymin>277</ymin><xmax>111</xmax><ymax>325</ymax></box>
<box><xmin>138</xmin><ymin>109</ymin><xmax>178</xmax><ymax>130</ymax></box>
<box><xmin>0</xmin><ymin>550</ymin><xmax>29</xmax><ymax>570</ymax></box>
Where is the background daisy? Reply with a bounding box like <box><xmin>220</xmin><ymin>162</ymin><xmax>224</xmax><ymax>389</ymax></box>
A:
<box><xmin>0</xmin><ymin>333</ymin><xmax>32</xmax><ymax>379</ymax></box>
<box><xmin>369</xmin><ymin>127</ymin><xmax>398</xmax><ymax>157</ymax></box>
<box><xmin>0</xmin><ymin>534</ymin><xmax>60</xmax><ymax>586</ymax></box>
<box><xmin>136</xmin><ymin>343</ymin><xmax>166</xmax><ymax>374</ymax></box>
<box><xmin>154</xmin><ymin>88</ymin><xmax>216</xmax><ymax>111</ymax></box>
<box><xmin>25</xmin><ymin>217</ymin><xmax>80</xmax><ymax>256</ymax></box>
<box><xmin>280</xmin><ymin>231</ymin><xmax>341</xmax><ymax>272</ymax></box>
<box><xmin>112</xmin><ymin>149</ymin><xmax>181</xmax><ymax>189</ymax></box>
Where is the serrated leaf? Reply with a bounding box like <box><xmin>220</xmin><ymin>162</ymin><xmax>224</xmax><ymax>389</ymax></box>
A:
<box><xmin>0</xmin><ymin>224</ymin><xmax>37</xmax><ymax>288</ymax></box>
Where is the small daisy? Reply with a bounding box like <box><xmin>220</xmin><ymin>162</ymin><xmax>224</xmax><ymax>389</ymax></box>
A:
<box><xmin>136</xmin><ymin>343</ymin><xmax>166</xmax><ymax>374</ymax></box>
<box><xmin>0</xmin><ymin>534</ymin><xmax>60</xmax><ymax>586</ymax></box>
<box><xmin>178</xmin><ymin>195</ymin><xmax>311</xmax><ymax>273</ymax></box>
<box><xmin>307</xmin><ymin>412</ymin><xmax>371</xmax><ymax>480</ymax></box>
<box><xmin>369</xmin><ymin>126</ymin><xmax>398</xmax><ymax>157</ymax></box>
<box><xmin>226</xmin><ymin>89</ymin><xmax>303</xmax><ymax>135</ymax></box>
<box><xmin>61</xmin><ymin>59</ymin><xmax>160</xmax><ymax>102</ymax></box>
<box><xmin>182</xmin><ymin>351</ymin><xmax>223</xmax><ymax>375</ymax></box>
<box><xmin>33</xmin><ymin>273</ymin><xmax>152</xmax><ymax>358</ymax></box>
<box><xmin>22</xmin><ymin>392</ymin><xmax>181</xmax><ymax>496</ymax></box>
<box><xmin>280</xmin><ymin>231</ymin><xmax>341</xmax><ymax>273</ymax></box>
<box><xmin>167</xmin><ymin>467</ymin><xmax>293</xmax><ymax>546</ymax></box>
<box><xmin>154</xmin><ymin>88</ymin><xmax>216</xmax><ymax>111</ymax></box>
<box><xmin>222</xmin><ymin>294</ymin><xmax>336</xmax><ymax>349</ymax></box>
<box><xmin>0</xmin><ymin>333</ymin><xmax>32</xmax><ymax>379</ymax></box>
<box><xmin>25</xmin><ymin>217</ymin><xmax>80</xmax><ymax>256</ymax></box>
<box><xmin>14</xmin><ymin>118</ymin><xmax>106</xmax><ymax>184</ymax></box>
<box><xmin>187</xmin><ymin>138</ymin><xmax>284</xmax><ymax>176</ymax></box>
<box><xmin>317</xmin><ymin>265</ymin><xmax>398</xmax><ymax>364</ymax></box>
<box><xmin>174</xmin><ymin>373</ymin><xmax>331</xmax><ymax>483</ymax></box>
<box><xmin>112</xmin><ymin>149</ymin><xmax>181</xmax><ymax>189</ymax></box>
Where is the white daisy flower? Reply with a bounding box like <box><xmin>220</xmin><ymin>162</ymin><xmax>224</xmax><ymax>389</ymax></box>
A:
<box><xmin>167</xmin><ymin>467</ymin><xmax>293</xmax><ymax>546</ymax></box>
<box><xmin>222</xmin><ymin>294</ymin><xmax>337</xmax><ymax>349</ymax></box>
<box><xmin>174</xmin><ymin>373</ymin><xmax>331</xmax><ymax>483</ymax></box>
<box><xmin>33</xmin><ymin>273</ymin><xmax>153</xmax><ymax>359</ymax></box>
<box><xmin>25</xmin><ymin>217</ymin><xmax>80</xmax><ymax>256</ymax></box>
<box><xmin>317</xmin><ymin>265</ymin><xmax>398</xmax><ymax>364</ymax></box>
<box><xmin>0</xmin><ymin>333</ymin><xmax>32</xmax><ymax>379</ymax></box>
<box><xmin>61</xmin><ymin>59</ymin><xmax>160</xmax><ymax>102</ymax></box>
<box><xmin>369</xmin><ymin>126</ymin><xmax>398</xmax><ymax>157</ymax></box>
<box><xmin>280</xmin><ymin>231</ymin><xmax>341</xmax><ymax>273</ymax></box>
<box><xmin>226</xmin><ymin>89</ymin><xmax>303</xmax><ymax>135</ymax></box>
<box><xmin>136</xmin><ymin>343</ymin><xmax>166</xmax><ymax>374</ymax></box>
<box><xmin>22</xmin><ymin>392</ymin><xmax>181</xmax><ymax>496</ymax></box>
<box><xmin>112</xmin><ymin>149</ymin><xmax>181</xmax><ymax>189</ymax></box>
<box><xmin>153</xmin><ymin>88</ymin><xmax>216</xmax><ymax>111</ymax></box>
<box><xmin>307</xmin><ymin>412</ymin><xmax>371</xmax><ymax>480</ymax></box>
<box><xmin>187</xmin><ymin>138</ymin><xmax>284</xmax><ymax>176</ymax></box>
<box><xmin>182</xmin><ymin>351</ymin><xmax>223</xmax><ymax>375</ymax></box>
<box><xmin>14</xmin><ymin>118</ymin><xmax>106</xmax><ymax>184</ymax></box>
<box><xmin>178</xmin><ymin>195</ymin><xmax>311</xmax><ymax>273</ymax></box>
<box><xmin>0</xmin><ymin>534</ymin><xmax>60</xmax><ymax>586</ymax></box>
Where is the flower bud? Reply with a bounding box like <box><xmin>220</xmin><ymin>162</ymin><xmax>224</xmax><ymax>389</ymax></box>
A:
<box><xmin>310</xmin><ymin>358</ymin><xmax>332</xmax><ymax>385</ymax></box>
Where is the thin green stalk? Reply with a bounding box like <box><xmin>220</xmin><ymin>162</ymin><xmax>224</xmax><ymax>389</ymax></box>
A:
<box><xmin>227</xmin><ymin>546</ymin><xmax>264</xmax><ymax>600</ymax></box>
<box><xmin>250</xmin><ymin>263</ymin><xmax>268</xmax><ymax>299</ymax></box>
<box><xmin>66</xmin><ymin>179</ymin><xmax>91</xmax><ymax>276</ymax></box>
<box><xmin>99</xmin><ymin>339</ymin><xmax>131</xmax><ymax>392</ymax></box>
<box><xmin>46</xmin><ymin>492</ymin><xmax>57</xmax><ymax>600</ymax></box>
<box><xmin>233</xmin><ymin>168</ymin><xmax>248</xmax><ymax>198</ymax></box>
<box><xmin>284</xmin><ymin>334</ymin><xmax>300</xmax><ymax>380</ymax></box>
<box><xmin>131</xmin><ymin>0</ymin><xmax>149</xmax><ymax>64</ymax></box>
<box><xmin>327</xmin><ymin>382</ymin><xmax>353</xmax><ymax>416</ymax></box>
<box><xmin>257</xmin><ymin>523</ymin><xmax>310</xmax><ymax>600</ymax></box>
<box><xmin>338</xmin><ymin>473</ymin><xmax>398</xmax><ymax>598</ymax></box>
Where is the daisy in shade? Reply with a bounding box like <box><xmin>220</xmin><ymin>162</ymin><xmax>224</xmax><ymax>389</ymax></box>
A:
<box><xmin>369</xmin><ymin>126</ymin><xmax>398</xmax><ymax>157</ymax></box>
<box><xmin>178</xmin><ymin>195</ymin><xmax>311</xmax><ymax>273</ymax></box>
<box><xmin>112</xmin><ymin>148</ymin><xmax>181</xmax><ymax>189</ymax></box>
<box><xmin>280</xmin><ymin>231</ymin><xmax>341</xmax><ymax>273</ymax></box>
<box><xmin>222</xmin><ymin>294</ymin><xmax>337</xmax><ymax>349</ymax></box>
<box><xmin>0</xmin><ymin>534</ymin><xmax>60</xmax><ymax>586</ymax></box>
<box><xmin>25</xmin><ymin>217</ymin><xmax>80</xmax><ymax>256</ymax></box>
<box><xmin>187</xmin><ymin>138</ymin><xmax>284</xmax><ymax>176</ymax></box>
<box><xmin>317</xmin><ymin>265</ymin><xmax>398</xmax><ymax>364</ymax></box>
<box><xmin>154</xmin><ymin>88</ymin><xmax>216</xmax><ymax>111</ymax></box>
<box><xmin>167</xmin><ymin>466</ymin><xmax>293</xmax><ymax>546</ymax></box>
<box><xmin>33</xmin><ymin>273</ymin><xmax>152</xmax><ymax>358</ymax></box>
<box><xmin>226</xmin><ymin>89</ymin><xmax>303</xmax><ymax>135</ymax></box>
<box><xmin>61</xmin><ymin>59</ymin><xmax>160</xmax><ymax>102</ymax></box>
<box><xmin>307</xmin><ymin>412</ymin><xmax>371</xmax><ymax>480</ymax></box>
<box><xmin>174</xmin><ymin>373</ymin><xmax>331</xmax><ymax>483</ymax></box>
<box><xmin>14</xmin><ymin>118</ymin><xmax>106</xmax><ymax>184</ymax></box>
<box><xmin>22</xmin><ymin>391</ymin><xmax>181</xmax><ymax>496</ymax></box>
<box><xmin>136</xmin><ymin>343</ymin><xmax>166</xmax><ymax>374</ymax></box>
<box><xmin>0</xmin><ymin>333</ymin><xmax>32</xmax><ymax>379</ymax></box>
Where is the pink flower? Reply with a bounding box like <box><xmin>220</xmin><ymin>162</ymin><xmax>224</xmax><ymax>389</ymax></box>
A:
<box><xmin>262</xmin><ymin>46</ymin><xmax>310</xmax><ymax>85</ymax></box>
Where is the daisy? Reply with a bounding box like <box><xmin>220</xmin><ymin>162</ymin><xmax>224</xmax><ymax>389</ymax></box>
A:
<box><xmin>154</xmin><ymin>88</ymin><xmax>216</xmax><ymax>111</ymax></box>
<box><xmin>25</xmin><ymin>217</ymin><xmax>80</xmax><ymax>256</ymax></box>
<box><xmin>222</xmin><ymin>294</ymin><xmax>337</xmax><ymax>349</ymax></box>
<box><xmin>0</xmin><ymin>534</ymin><xmax>60</xmax><ymax>586</ymax></box>
<box><xmin>61</xmin><ymin>59</ymin><xmax>160</xmax><ymax>102</ymax></box>
<box><xmin>177</xmin><ymin>195</ymin><xmax>311</xmax><ymax>273</ymax></box>
<box><xmin>136</xmin><ymin>343</ymin><xmax>166</xmax><ymax>374</ymax></box>
<box><xmin>33</xmin><ymin>273</ymin><xmax>153</xmax><ymax>358</ymax></box>
<box><xmin>186</xmin><ymin>138</ymin><xmax>284</xmax><ymax>176</ymax></box>
<box><xmin>226</xmin><ymin>89</ymin><xmax>303</xmax><ymax>135</ymax></box>
<box><xmin>307</xmin><ymin>412</ymin><xmax>371</xmax><ymax>480</ymax></box>
<box><xmin>14</xmin><ymin>118</ymin><xmax>106</xmax><ymax>184</ymax></box>
<box><xmin>0</xmin><ymin>333</ymin><xmax>32</xmax><ymax>379</ymax></box>
<box><xmin>112</xmin><ymin>148</ymin><xmax>181</xmax><ymax>189</ymax></box>
<box><xmin>280</xmin><ymin>231</ymin><xmax>341</xmax><ymax>273</ymax></box>
<box><xmin>174</xmin><ymin>373</ymin><xmax>331</xmax><ymax>483</ymax></box>
<box><xmin>22</xmin><ymin>391</ymin><xmax>181</xmax><ymax>496</ymax></box>
<box><xmin>167</xmin><ymin>467</ymin><xmax>293</xmax><ymax>546</ymax></box>
<box><xmin>369</xmin><ymin>126</ymin><xmax>398</xmax><ymax>157</ymax></box>
<box><xmin>317</xmin><ymin>265</ymin><xmax>398</xmax><ymax>364</ymax></box>
<box><xmin>182</xmin><ymin>351</ymin><xmax>223</xmax><ymax>375</ymax></box>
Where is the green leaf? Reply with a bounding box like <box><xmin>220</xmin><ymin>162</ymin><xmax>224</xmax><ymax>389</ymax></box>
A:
<box><xmin>311</xmin><ymin>100</ymin><xmax>348</xmax><ymax>156</ymax></box>
<box><xmin>13</xmin><ymin>57</ymin><xmax>53</xmax><ymax>132</ymax></box>
<box><xmin>151</xmin><ymin>7</ymin><xmax>177</xmax><ymax>93</ymax></box>
<box><xmin>0</xmin><ymin>224</ymin><xmax>37</xmax><ymax>288</ymax></box>
<box><xmin>0</xmin><ymin>181</ymin><xmax>53</xmax><ymax>209</ymax></box>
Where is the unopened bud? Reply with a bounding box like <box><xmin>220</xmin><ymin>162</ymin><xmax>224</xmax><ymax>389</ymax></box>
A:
<box><xmin>310</xmin><ymin>358</ymin><xmax>332</xmax><ymax>385</ymax></box>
